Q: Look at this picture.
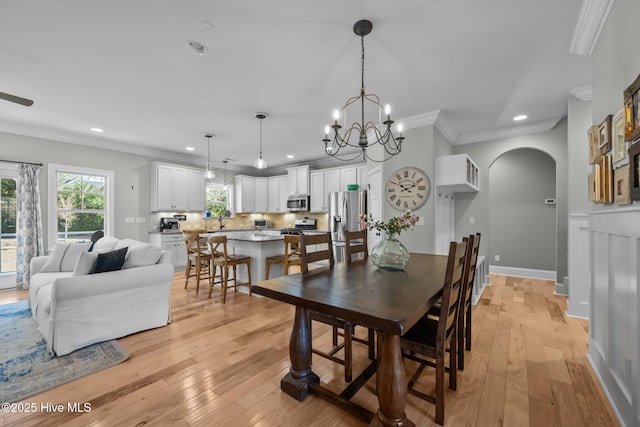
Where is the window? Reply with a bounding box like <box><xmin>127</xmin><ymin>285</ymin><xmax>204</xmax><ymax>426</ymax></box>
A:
<box><xmin>0</xmin><ymin>171</ymin><xmax>17</xmax><ymax>275</ymax></box>
<box><xmin>205</xmin><ymin>182</ymin><xmax>234</xmax><ymax>218</ymax></box>
<box><xmin>48</xmin><ymin>164</ymin><xmax>114</xmax><ymax>247</ymax></box>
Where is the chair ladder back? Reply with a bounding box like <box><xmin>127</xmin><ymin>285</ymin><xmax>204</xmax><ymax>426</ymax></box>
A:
<box><xmin>300</xmin><ymin>233</ymin><xmax>334</xmax><ymax>273</ymax></box>
<box><xmin>437</xmin><ymin>238</ymin><xmax>468</xmax><ymax>355</ymax></box>
<box><xmin>344</xmin><ymin>229</ymin><xmax>368</xmax><ymax>263</ymax></box>
<box><xmin>462</xmin><ymin>233</ymin><xmax>481</xmax><ymax>307</ymax></box>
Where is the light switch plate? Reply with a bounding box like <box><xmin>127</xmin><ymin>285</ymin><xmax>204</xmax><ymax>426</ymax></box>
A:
<box><xmin>124</xmin><ymin>217</ymin><xmax>135</xmax><ymax>224</ymax></box>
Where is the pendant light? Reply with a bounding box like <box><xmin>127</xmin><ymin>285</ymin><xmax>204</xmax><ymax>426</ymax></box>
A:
<box><xmin>204</xmin><ymin>133</ymin><xmax>215</xmax><ymax>179</ymax></box>
<box><xmin>253</xmin><ymin>113</ymin><xmax>268</xmax><ymax>169</ymax></box>
<box><xmin>223</xmin><ymin>159</ymin><xmax>228</xmax><ymax>190</ymax></box>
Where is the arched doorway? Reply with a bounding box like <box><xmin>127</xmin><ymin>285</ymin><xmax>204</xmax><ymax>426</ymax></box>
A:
<box><xmin>489</xmin><ymin>148</ymin><xmax>557</xmax><ymax>277</ymax></box>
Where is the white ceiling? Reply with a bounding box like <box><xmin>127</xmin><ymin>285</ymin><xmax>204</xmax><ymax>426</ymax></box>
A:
<box><xmin>0</xmin><ymin>1</ymin><xmax>591</xmax><ymax>173</ymax></box>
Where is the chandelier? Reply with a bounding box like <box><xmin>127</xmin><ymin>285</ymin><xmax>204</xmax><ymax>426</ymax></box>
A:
<box><xmin>323</xmin><ymin>19</ymin><xmax>405</xmax><ymax>162</ymax></box>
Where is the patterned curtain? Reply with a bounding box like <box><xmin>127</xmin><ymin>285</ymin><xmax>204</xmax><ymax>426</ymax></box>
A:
<box><xmin>16</xmin><ymin>164</ymin><xmax>44</xmax><ymax>289</ymax></box>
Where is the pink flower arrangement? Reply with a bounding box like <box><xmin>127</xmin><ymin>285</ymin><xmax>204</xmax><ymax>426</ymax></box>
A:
<box><xmin>371</xmin><ymin>211</ymin><xmax>419</xmax><ymax>237</ymax></box>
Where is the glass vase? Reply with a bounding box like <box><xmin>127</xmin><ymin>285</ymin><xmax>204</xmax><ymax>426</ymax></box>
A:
<box><xmin>371</xmin><ymin>234</ymin><xmax>410</xmax><ymax>271</ymax></box>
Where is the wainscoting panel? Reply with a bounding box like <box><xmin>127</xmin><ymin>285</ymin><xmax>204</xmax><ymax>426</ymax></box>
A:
<box><xmin>567</xmin><ymin>214</ymin><xmax>590</xmax><ymax>318</ymax></box>
<box><xmin>588</xmin><ymin>207</ymin><xmax>639</xmax><ymax>427</ymax></box>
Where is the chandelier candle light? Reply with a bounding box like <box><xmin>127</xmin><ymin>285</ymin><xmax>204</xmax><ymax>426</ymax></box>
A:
<box><xmin>323</xmin><ymin>19</ymin><xmax>405</xmax><ymax>162</ymax></box>
<box><xmin>254</xmin><ymin>112</ymin><xmax>268</xmax><ymax>169</ymax></box>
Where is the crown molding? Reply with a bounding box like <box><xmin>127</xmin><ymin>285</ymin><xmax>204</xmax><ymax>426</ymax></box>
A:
<box><xmin>400</xmin><ymin>110</ymin><xmax>440</xmax><ymax>130</ymax></box>
<box><xmin>569</xmin><ymin>0</ymin><xmax>615</xmax><ymax>56</ymax></box>
<box><xmin>434</xmin><ymin>112</ymin><xmax>458</xmax><ymax>143</ymax></box>
<box><xmin>456</xmin><ymin>118</ymin><xmax>562</xmax><ymax>145</ymax></box>
<box><xmin>569</xmin><ymin>84</ymin><xmax>593</xmax><ymax>101</ymax></box>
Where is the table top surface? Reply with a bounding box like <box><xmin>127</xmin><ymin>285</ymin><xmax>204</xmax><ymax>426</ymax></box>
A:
<box><xmin>252</xmin><ymin>254</ymin><xmax>449</xmax><ymax>335</ymax></box>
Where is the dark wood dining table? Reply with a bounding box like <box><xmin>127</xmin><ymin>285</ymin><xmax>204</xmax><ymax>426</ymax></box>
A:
<box><xmin>251</xmin><ymin>253</ymin><xmax>449</xmax><ymax>427</ymax></box>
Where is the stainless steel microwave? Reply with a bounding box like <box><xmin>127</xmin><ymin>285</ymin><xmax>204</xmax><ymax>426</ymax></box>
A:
<box><xmin>287</xmin><ymin>195</ymin><xmax>310</xmax><ymax>212</ymax></box>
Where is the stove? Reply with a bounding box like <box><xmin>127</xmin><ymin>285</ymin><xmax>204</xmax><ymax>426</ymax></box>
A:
<box><xmin>281</xmin><ymin>219</ymin><xmax>317</xmax><ymax>235</ymax></box>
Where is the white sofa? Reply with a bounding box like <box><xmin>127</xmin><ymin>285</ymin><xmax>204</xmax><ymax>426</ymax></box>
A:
<box><xmin>28</xmin><ymin>236</ymin><xmax>174</xmax><ymax>356</ymax></box>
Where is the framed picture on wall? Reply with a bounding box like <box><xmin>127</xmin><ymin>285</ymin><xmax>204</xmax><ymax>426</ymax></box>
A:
<box><xmin>598</xmin><ymin>154</ymin><xmax>614</xmax><ymax>203</ymax></box>
<box><xmin>594</xmin><ymin>162</ymin><xmax>603</xmax><ymax>203</ymax></box>
<box><xmin>614</xmin><ymin>165</ymin><xmax>631</xmax><ymax>205</ymax></box>
<box><xmin>588</xmin><ymin>172</ymin><xmax>597</xmax><ymax>201</ymax></box>
<box><xmin>629</xmin><ymin>141</ymin><xmax>640</xmax><ymax>201</ymax></box>
<box><xmin>624</xmin><ymin>73</ymin><xmax>640</xmax><ymax>142</ymax></box>
<box><xmin>598</xmin><ymin>114</ymin><xmax>613</xmax><ymax>155</ymax></box>
<box><xmin>589</xmin><ymin>125</ymin><xmax>602</xmax><ymax>164</ymax></box>
<box><xmin>612</xmin><ymin>108</ymin><xmax>629</xmax><ymax>166</ymax></box>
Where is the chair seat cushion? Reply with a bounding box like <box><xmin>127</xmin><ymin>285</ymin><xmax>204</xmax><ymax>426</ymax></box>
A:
<box><xmin>402</xmin><ymin>316</ymin><xmax>438</xmax><ymax>349</ymax></box>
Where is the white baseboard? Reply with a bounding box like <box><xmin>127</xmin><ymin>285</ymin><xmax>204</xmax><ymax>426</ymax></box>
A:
<box><xmin>488</xmin><ymin>265</ymin><xmax>556</xmax><ymax>281</ymax></box>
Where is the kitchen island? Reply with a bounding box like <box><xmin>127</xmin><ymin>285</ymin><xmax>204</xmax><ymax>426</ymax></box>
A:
<box><xmin>202</xmin><ymin>230</ymin><xmax>286</xmax><ymax>287</ymax></box>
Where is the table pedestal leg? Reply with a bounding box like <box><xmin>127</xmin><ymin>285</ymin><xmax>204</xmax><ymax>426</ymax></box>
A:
<box><xmin>281</xmin><ymin>306</ymin><xmax>319</xmax><ymax>401</ymax></box>
<box><xmin>370</xmin><ymin>332</ymin><xmax>414</xmax><ymax>427</ymax></box>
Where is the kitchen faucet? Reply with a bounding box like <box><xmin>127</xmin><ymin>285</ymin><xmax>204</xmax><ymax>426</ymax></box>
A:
<box><xmin>218</xmin><ymin>214</ymin><xmax>225</xmax><ymax>229</ymax></box>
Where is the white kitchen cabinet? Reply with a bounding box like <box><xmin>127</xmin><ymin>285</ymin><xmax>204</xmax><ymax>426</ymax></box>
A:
<box><xmin>310</xmin><ymin>171</ymin><xmax>325</xmax><ymax>212</ymax></box>
<box><xmin>186</xmin><ymin>169</ymin><xmax>206</xmax><ymax>211</ymax></box>
<box><xmin>151</xmin><ymin>162</ymin><xmax>205</xmax><ymax>212</ymax></box>
<box><xmin>149</xmin><ymin>233</ymin><xmax>187</xmax><ymax>269</ymax></box>
<box><xmin>325</xmin><ymin>169</ymin><xmax>341</xmax><ymax>194</ymax></box>
<box><xmin>287</xmin><ymin>165</ymin><xmax>309</xmax><ymax>195</ymax></box>
<box><xmin>267</xmin><ymin>175</ymin><xmax>288</xmax><ymax>212</ymax></box>
<box><xmin>235</xmin><ymin>175</ymin><xmax>256</xmax><ymax>213</ymax></box>
<box><xmin>341</xmin><ymin>167</ymin><xmax>358</xmax><ymax>189</ymax></box>
<box><xmin>255</xmin><ymin>178</ymin><xmax>268</xmax><ymax>212</ymax></box>
<box><xmin>356</xmin><ymin>165</ymin><xmax>369</xmax><ymax>189</ymax></box>
<box><xmin>435</xmin><ymin>154</ymin><xmax>479</xmax><ymax>192</ymax></box>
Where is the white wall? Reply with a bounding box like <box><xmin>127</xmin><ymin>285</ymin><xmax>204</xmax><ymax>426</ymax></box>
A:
<box><xmin>588</xmin><ymin>0</ymin><xmax>640</xmax><ymax>424</ymax></box>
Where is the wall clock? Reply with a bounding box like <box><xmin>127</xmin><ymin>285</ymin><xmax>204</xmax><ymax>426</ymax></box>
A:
<box><xmin>385</xmin><ymin>166</ymin><xmax>431</xmax><ymax>211</ymax></box>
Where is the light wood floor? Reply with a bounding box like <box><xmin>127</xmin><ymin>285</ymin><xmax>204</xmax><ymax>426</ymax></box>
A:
<box><xmin>0</xmin><ymin>274</ymin><xmax>619</xmax><ymax>427</ymax></box>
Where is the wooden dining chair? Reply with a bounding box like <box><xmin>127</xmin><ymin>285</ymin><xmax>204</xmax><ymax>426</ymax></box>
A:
<box><xmin>264</xmin><ymin>235</ymin><xmax>302</xmax><ymax>279</ymax></box>
<box><xmin>400</xmin><ymin>238</ymin><xmax>468</xmax><ymax>425</ymax></box>
<box><xmin>299</xmin><ymin>232</ymin><xmax>335</xmax><ymax>273</ymax></box>
<box><xmin>183</xmin><ymin>232</ymin><xmax>213</xmax><ymax>294</ymax></box>
<box><xmin>343</xmin><ymin>229</ymin><xmax>375</xmax><ymax>359</ymax></box>
<box><xmin>344</xmin><ymin>229</ymin><xmax>368</xmax><ymax>263</ymax></box>
<box><xmin>299</xmin><ymin>233</ymin><xmax>357</xmax><ymax>382</ymax></box>
<box><xmin>457</xmin><ymin>233</ymin><xmax>481</xmax><ymax>369</ymax></box>
<box><xmin>427</xmin><ymin>233</ymin><xmax>481</xmax><ymax>370</ymax></box>
<box><xmin>207</xmin><ymin>235</ymin><xmax>252</xmax><ymax>304</ymax></box>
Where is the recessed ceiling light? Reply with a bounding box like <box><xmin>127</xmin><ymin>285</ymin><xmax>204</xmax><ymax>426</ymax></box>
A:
<box><xmin>513</xmin><ymin>114</ymin><xmax>528</xmax><ymax>121</ymax></box>
<box><xmin>185</xmin><ymin>40</ymin><xmax>207</xmax><ymax>56</ymax></box>
<box><xmin>91</xmin><ymin>127</ymin><xmax>104</xmax><ymax>133</ymax></box>
<box><xmin>286</xmin><ymin>155</ymin><xmax>294</xmax><ymax>159</ymax></box>
<box><xmin>185</xmin><ymin>146</ymin><xmax>195</xmax><ymax>151</ymax></box>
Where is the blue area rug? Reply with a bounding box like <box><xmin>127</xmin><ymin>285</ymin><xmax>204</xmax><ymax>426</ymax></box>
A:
<box><xmin>0</xmin><ymin>300</ymin><xmax>130</xmax><ymax>403</ymax></box>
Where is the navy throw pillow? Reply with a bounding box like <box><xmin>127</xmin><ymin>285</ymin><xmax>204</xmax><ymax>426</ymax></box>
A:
<box><xmin>92</xmin><ymin>247</ymin><xmax>128</xmax><ymax>274</ymax></box>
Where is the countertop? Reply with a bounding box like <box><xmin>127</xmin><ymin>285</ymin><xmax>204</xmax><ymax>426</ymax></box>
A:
<box><xmin>150</xmin><ymin>229</ymin><xmax>328</xmax><ymax>242</ymax></box>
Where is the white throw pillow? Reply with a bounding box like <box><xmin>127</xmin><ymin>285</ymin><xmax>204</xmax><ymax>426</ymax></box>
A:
<box><xmin>72</xmin><ymin>251</ymin><xmax>98</xmax><ymax>275</ymax></box>
<box><xmin>40</xmin><ymin>242</ymin><xmax>92</xmax><ymax>272</ymax></box>
<box><xmin>122</xmin><ymin>243</ymin><xmax>162</xmax><ymax>269</ymax></box>
<box><xmin>91</xmin><ymin>236</ymin><xmax>120</xmax><ymax>253</ymax></box>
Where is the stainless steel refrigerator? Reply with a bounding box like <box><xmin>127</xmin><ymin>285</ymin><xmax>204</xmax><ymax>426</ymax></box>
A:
<box><xmin>329</xmin><ymin>190</ymin><xmax>367</xmax><ymax>262</ymax></box>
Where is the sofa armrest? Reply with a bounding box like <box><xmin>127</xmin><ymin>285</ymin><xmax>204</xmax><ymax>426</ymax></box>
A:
<box><xmin>51</xmin><ymin>263</ymin><xmax>174</xmax><ymax>302</ymax></box>
<box><xmin>30</xmin><ymin>256</ymin><xmax>50</xmax><ymax>277</ymax></box>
